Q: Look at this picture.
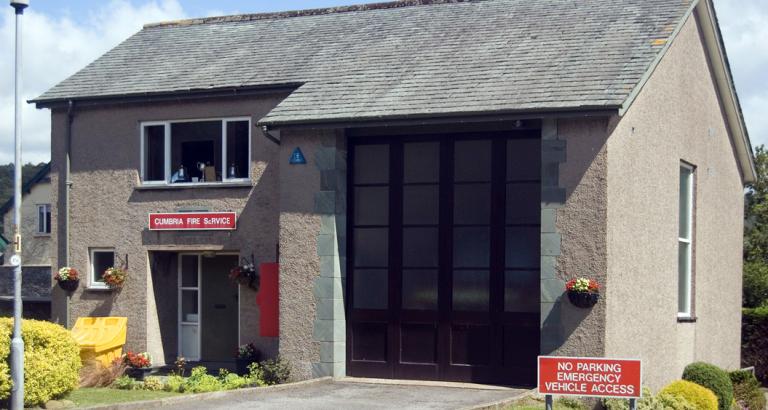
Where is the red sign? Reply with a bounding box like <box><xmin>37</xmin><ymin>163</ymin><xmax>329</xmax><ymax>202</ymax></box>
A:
<box><xmin>538</xmin><ymin>356</ymin><xmax>642</xmax><ymax>398</ymax></box>
<box><xmin>149</xmin><ymin>212</ymin><xmax>237</xmax><ymax>231</ymax></box>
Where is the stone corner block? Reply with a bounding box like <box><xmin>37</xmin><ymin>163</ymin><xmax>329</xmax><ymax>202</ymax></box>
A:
<box><xmin>319</xmin><ymin>341</ymin><xmax>346</xmax><ymax>363</ymax></box>
<box><xmin>314</xmin><ymin>191</ymin><xmax>336</xmax><ymax>214</ymax></box>
<box><xmin>541</xmin><ymin>278</ymin><xmax>565</xmax><ymax>303</ymax></box>
<box><xmin>315</xmin><ymin>147</ymin><xmax>338</xmax><ymax>171</ymax></box>
<box><xmin>314</xmin><ymin>276</ymin><xmax>344</xmax><ymax>299</ymax></box>
<box><xmin>317</xmin><ymin>233</ymin><xmax>338</xmax><ymax>256</ymax></box>
<box><xmin>541</xmin><ymin>233</ymin><xmax>561</xmax><ymax>256</ymax></box>
<box><xmin>313</xmin><ymin>319</ymin><xmax>345</xmax><ymax>342</ymax></box>
<box><xmin>316</xmin><ymin>297</ymin><xmax>345</xmax><ymax>320</ymax></box>
<box><xmin>540</xmin><ymin>256</ymin><xmax>557</xmax><ymax>280</ymax></box>
<box><xmin>541</xmin><ymin>208</ymin><xmax>557</xmax><ymax>233</ymax></box>
<box><xmin>542</xmin><ymin>187</ymin><xmax>566</xmax><ymax>206</ymax></box>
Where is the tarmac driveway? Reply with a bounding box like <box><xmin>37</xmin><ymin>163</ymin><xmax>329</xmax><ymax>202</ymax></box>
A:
<box><xmin>164</xmin><ymin>379</ymin><xmax>527</xmax><ymax>410</ymax></box>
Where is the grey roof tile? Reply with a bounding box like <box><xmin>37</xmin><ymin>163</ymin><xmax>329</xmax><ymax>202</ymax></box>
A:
<box><xmin>33</xmin><ymin>0</ymin><xmax>692</xmax><ymax>125</ymax></box>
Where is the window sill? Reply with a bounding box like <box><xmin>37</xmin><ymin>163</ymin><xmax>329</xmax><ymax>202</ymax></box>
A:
<box><xmin>677</xmin><ymin>316</ymin><xmax>697</xmax><ymax>323</ymax></box>
<box><xmin>85</xmin><ymin>285</ymin><xmax>112</xmax><ymax>292</ymax></box>
<box><xmin>135</xmin><ymin>181</ymin><xmax>252</xmax><ymax>191</ymax></box>
<box><xmin>33</xmin><ymin>233</ymin><xmax>51</xmax><ymax>238</ymax></box>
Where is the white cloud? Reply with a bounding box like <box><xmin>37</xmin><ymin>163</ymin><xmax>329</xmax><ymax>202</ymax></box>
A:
<box><xmin>0</xmin><ymin>0</ymin><xmax>189</xmax><ymax>164</ymax></box>
<box><xmin>714</xmin><ymin>0</ymin><xmax>768</xmax><ymax>149</ymax></box>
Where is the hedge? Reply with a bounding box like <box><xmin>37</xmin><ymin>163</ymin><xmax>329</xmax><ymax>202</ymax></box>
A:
<box><xmin>0</xmin><ymin>318</ymin><xmax>81</xmax><ymax>407</ymax></box>
<box><xmin>682</xmin><ymin>362</ymin><xmax>733</xmax><ymax>410</ymax></box>
<box><xmin>659</xmin><ymin>380</ymin><xmax>718</xmax><ymax>410</ymax></box>
<box><xmin>729</xmin><ymin>369</ymin><xmax>766</xmax><ymax>410</ymax></box>
<box><xmin>741</xmin><ymin>306</ymin><xmax>768</xmax><ymax>383</ymax></box>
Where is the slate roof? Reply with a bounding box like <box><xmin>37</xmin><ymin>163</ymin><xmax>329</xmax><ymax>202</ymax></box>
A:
<box><xmin>33</xmin><ymin>0</ymin><xmax>693</xmax><ymax>126</ymax></box>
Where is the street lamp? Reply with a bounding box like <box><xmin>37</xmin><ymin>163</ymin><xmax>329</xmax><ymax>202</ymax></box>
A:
<box><xmin>9</xmin><ymin>1</ymin><xmax>28</xmax><ymax>409</ymax></box>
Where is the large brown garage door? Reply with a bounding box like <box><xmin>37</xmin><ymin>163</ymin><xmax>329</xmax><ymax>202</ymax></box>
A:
<box><xmin>347</xmin><ymin>130</ymin><xmax>540</xmax><ymax>386</ymax></box>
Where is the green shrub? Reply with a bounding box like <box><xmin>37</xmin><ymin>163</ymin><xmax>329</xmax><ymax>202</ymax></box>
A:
<box><xmin>0</xmin><ymin>323</ymin><xmax>10</xmax><ymax>402</ymax></box>
<box><xmin>0</xmin><ymin>318</ymin><xmax>81</xmax><ymax>407</ymax></box>
<box><xmin>184</xmin><ymin>366</ymin><xmax>223</xmax><ymax>393</ymax></box>
<box><xmin>729</xmin><ymin>370</ymin><xmax>766</xmax><ymax>410</ymax></box>
<box><xmin>660</xmin><ymin>380</ymin><xmax>718</xmax><ymax>410</ymax></box>
<box><xmin>682</xmin><ymin>362</ymin><xmax>734</xmax><ymax>410</ymax></box>
<box><xmin>163</xmin><ymin>375</ymin><xmax>185</xmax><ymax>393</ymax></box>
<box><xmin>656</xmin><ymin>392</ymin><xmax>696</xmax><ymax>410</ymax></box>
<box><xmin>141</xmin><ymin>376</ymin><xmax>164</xmax><ymax>391</ymax></box>
<box><xmin>554</xmin><ymin>398</ymin><xmax>585</xmax><ymax>410</ymax></box>
<box><xmin>743</xmin><ymin>261</ymin><xmax>768</xmax><ymax>308</ymax></box>
<box><xmin>112</xmin><ymin>375</ymin><xmax>135</xmax><ymax>390</ymax></box>
<box><xmin>248</xmin><ymin>357</ymin><xmax>291</xmax><ymax>386</ymax></box>
<box><xmin>742</xmin><ymin>306</ymin><xmax>768</xmax><ymax>383</ymax></box>
<box><xmin>217</xmin><ymin>368</ymin><xmax>248</xmax><ymax>390</ymax></box>
<box><xmin>603</xmin><ymin>387</ymin><xmax>695</xmax><ymax>410</ymax></box>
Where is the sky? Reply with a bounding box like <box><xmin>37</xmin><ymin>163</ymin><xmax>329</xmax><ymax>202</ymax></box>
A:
<box><xmin>0</xmin><ymin>0</ymin><xmax>765</xmax><ymax>164</ymax></box>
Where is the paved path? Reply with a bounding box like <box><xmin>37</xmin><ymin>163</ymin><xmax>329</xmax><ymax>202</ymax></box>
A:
<box><xmin>164</xmin><ymin>380</ymin><xmax>526</xmax><ymax>410</ymax></box>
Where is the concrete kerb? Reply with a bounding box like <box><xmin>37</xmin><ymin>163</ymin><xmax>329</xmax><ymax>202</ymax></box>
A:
<box><xmin>81</xmin><ymin>377</ymin><xmax>334</xmax><ymax>410</ymax></box>
<box><xmin>462</xmin><ymin>389</ymin><xmax>539</xmax><ymax>410</ymax></box>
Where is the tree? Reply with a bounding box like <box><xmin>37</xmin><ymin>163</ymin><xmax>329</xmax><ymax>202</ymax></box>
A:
<box><xmin>744</xmin><ymin>145</ymin><xmax>768</xmax><ymax>308</ymax></box>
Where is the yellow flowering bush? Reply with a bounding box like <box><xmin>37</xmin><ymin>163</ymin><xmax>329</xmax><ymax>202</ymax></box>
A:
<box><xmin>0</xmin><ymin>318</ymin><xmax>81</xmax><ymax>407</ymax></box>
<box><xmin>660</xmin><ymin>380</ymin><xmax>718</xmax><ymax>410</ymax></box>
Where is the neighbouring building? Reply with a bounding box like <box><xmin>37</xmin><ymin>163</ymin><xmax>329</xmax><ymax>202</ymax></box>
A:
<box><xmin>0</xmin><ymin>234</ymin><xmax>8</xmax><ymax>265</ymax></box>
<box><xmin>32</xmin><ymin>0</ymin><xmax>753</xmax><ymax>389</ymax></box>
<box><xmin>0</xmin><ymin>163</ymin><xmax>53</xmax><ymax>320</ymax></box>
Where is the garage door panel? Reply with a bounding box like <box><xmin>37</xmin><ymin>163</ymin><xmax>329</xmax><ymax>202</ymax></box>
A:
<box><xmin>348</xmin><ymin>133</ymin><xmax>541</xmax><ymax>385</ymax></box>
<box><xmin>351</xmin><ymin>322</ymin><xmax>388</xmax><ymax>363</ymax></box>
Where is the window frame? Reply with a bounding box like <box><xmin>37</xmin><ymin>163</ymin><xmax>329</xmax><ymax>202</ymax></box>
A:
<box><xmin>677</xmin><ymin>162</ymin><xmax>695</xmax><ymax>319</ymax></box>
<box><xmin>89</xmin><ymin>248</ymin><xmax>115</xmax><ymax>290</ymax></box>
<box><xmin>139</xmin><ymin>117</ymin><xmax>252</xmax><ymax>186</ymax></box>
<box><xmin>36</xmin><ymin>203</ymin><xmax>51</xmax><ymax>235</ymax></box>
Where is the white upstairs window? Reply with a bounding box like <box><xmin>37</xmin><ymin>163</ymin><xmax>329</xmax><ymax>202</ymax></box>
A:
<box><xmin>140</xmin><ymin>117</ymin><xmax>251</xmax><ymax>185</ymax></box>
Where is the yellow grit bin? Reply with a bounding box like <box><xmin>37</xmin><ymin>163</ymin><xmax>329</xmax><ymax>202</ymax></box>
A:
<box><xmin>71</xmin><ymin>317</ymin><xmax>128</xmax><ymax>367</ymax></box>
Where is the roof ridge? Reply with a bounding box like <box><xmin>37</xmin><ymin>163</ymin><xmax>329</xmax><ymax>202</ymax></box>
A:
<box><xmin>144</xmin><ymin>0</ymin><xmax>480</xmax><ymax>29</ymax></box>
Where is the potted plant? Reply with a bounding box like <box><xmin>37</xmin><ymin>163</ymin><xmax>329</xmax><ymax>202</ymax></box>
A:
<box><xmin>54</xmin><ymin>266</ymin><xmax>80</xmax><ymax>292</ymax></box>
<box><xmin>123</xmin><ymin>351</ymin><xmax>152</xmax><ymax>380</ymax></box>
<box><xmin>229</xmin><ymin>260</ymin><xmax>259</xmax><ymax>291</ymax></box>
<box><xmin>102</xmin><ymin>266</ymin><xmax>127</xmax><ymax>289</ymax></box>
<box><xmin>234</xmin><ymin>343</ymin><xmax>261</xmax><ymax>375</ymax></box>
<box><xmin>565</xmin><ymin>277</ymin><xmax>600</xmax><ymax>308</ymax></box>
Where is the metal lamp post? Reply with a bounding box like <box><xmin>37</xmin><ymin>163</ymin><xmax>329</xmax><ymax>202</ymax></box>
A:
<box><xmin>9</xmin><ymin>1</ymin><xmax>28</xmax><ymax>409</ymax></box>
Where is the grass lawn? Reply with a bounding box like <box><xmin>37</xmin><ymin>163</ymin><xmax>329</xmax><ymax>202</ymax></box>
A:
<box><xmin>65</xmin><ymin>388</ymin><xmax>182</xmax><ymax>407</ymax></box>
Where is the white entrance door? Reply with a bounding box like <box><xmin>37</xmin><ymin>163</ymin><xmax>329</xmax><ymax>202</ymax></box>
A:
<box><xmin>178</xmin><ymin>254</ymin><xmax>201</xmax><ymax>361</ymax></box>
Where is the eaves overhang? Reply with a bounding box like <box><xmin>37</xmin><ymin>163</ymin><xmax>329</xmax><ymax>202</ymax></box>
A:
<box><xmin>257</xmin><ymin>106</ymin><xmax>620</xmax><ymax>131</ymax></box>
<box><xmin>30</xmin><ymin>83</ymin><xmax>302</xmax><ymax>110</ymax></box>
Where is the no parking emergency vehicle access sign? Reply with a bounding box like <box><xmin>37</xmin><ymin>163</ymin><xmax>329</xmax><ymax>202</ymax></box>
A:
<box><xmin>538</xmin><ymin>356</ymin><xmax>642</xmax><ymax>398</ymax></box>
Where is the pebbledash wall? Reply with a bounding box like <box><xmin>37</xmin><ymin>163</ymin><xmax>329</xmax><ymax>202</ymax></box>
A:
<box><xmin>604</xmin><ymin>13</ymin><xmax>743</xmax><ymax>390</ymax></box>
<box><xmin>48</xmin><ymin>12</ymin><xmax>745</xmax><ymax>386</ymax></box>
<box><xmin>49</xmin><ymin>94</ymin><xmax>287</xmax><ymax>363</ymax></box>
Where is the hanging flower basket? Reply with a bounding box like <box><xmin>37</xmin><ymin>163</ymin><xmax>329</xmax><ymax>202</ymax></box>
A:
<box><xmin>102</xmin><ymin>267</ymin><xmax>127</xmax><ymax>289</ymax></box>
<box><xmin>565</xmin><ymin>277</ymin><xmax>600</xmax><ymax>308</ymax></box>
<box><xmin>54</xmin><ymin>267</ymin><xmax>80</xmax><ymax>292</ymax></box>
<box><xmin>229</xmin><ymin>258</ymin><xmax>259</xmax><ymax>291</ymax></box>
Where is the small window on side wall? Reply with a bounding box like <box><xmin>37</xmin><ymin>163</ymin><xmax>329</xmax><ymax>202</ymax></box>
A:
<box><xmin>37</xmin><ymin>204</ymin><xmax>51</xmax><ymax>234</ymax></box>
<box><xmin>90</xmin><ymin>248</ymin><xmax>115</xmax><ymax>289</ymax></box>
